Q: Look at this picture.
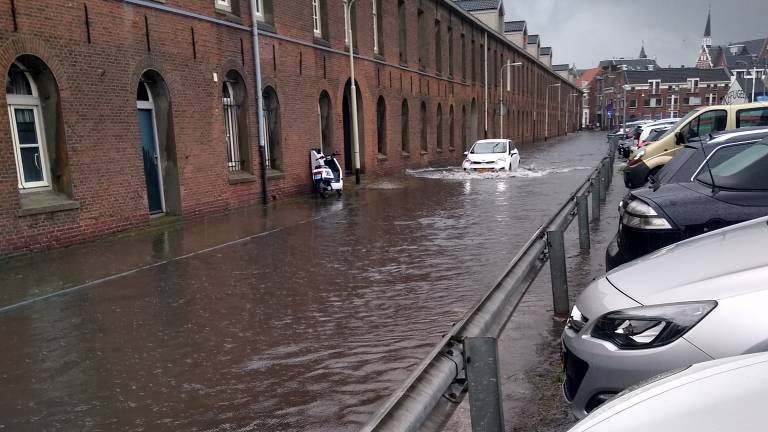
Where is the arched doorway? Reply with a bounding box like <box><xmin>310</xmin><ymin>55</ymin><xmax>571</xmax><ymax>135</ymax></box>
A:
<box><xmin>470</xmin><ymin>98</ymin><xmax>478</xmax><ymax>145</ymax></box>
<box><xmin>318</xmin><ymin>90</ymin><xmax>333</xmax><ymax>154</ymax></box>
<box><xmin>262</xmin><ymin>86</ymin><xmax>282</xmax><ymax>171</ymax></box>
<box><xmin>342</xmin><ymin>79</ymin><xmax>364</xmax><ymax>173</ymax></box>
<box><xmin>136</xmin><ymin>70</ymin><xmax>180</xmax><ymax>216</ymax></box>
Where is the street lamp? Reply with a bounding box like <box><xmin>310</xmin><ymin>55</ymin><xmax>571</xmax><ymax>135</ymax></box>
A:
<box><xmin>565</xmin><ymin>92</ymin><xmax>578</xmax><ymax>134</ymax></box>
<box><xmin>545</xmin><ymin>83</ymin><xmax>560</xmax><ymax>140</ymax></box>
<box><xmin>499</xmin><ymin>61</ymin><xmax>522</xmax><ymax>138</ymax></box>
<box><xmin>343</xmin><ymin>0</ymin><xmax>361</xmax><ymax>185</ymax></box>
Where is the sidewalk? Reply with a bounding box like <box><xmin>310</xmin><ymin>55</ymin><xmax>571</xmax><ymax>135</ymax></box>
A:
<box><xmin>0</xmin><ymin>194</ymin><xmax>340</xmax><ymax>313</ymax></box>
<box><xmin>445</xmin><ymin>155</ymin><xmax>626</xmax><ymax>432</ymax></box>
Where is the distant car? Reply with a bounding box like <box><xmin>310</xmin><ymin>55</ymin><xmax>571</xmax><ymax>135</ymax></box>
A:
<box><xmin>563</xmin><ymin>216</ymin><xmax>768</xmax><ymax>418</ymax></box>
<box><xmin>637</xmin><ymin>118</ymin><xmax>681</xmax><ymax>147</ymax></box>
<box><xmin>462</xmin><ymin>139</ymin><xmax>520</xmax><ymax>172</ymax></box>
<box><xmin>566</xmin><ymin>352</ymin><xmax>768</xmax><ymax>432</ymax></box>
<box><xmin>606</xmin><ymin>128</ymin><xmax>768</xmax><ymax>270</ymax></box>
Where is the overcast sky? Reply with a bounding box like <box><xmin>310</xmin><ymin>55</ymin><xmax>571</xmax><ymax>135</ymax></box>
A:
<box><xmin>503</xmin><ymin>0</ymin><xmax>768</xmax><ymax>70</ymax></box>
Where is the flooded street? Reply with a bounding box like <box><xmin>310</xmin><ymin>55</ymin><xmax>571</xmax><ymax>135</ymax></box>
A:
<box><xmin>0</xmin><ymin>132</ymin><xmax>609</xmax><ymax>431</ymax></box>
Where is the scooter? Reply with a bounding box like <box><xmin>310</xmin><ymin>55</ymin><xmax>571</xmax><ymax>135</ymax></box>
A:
<box><xmin>310</xmin><ymin>149</ymin><xmax>343</xmax><ymax>198</ymax></box>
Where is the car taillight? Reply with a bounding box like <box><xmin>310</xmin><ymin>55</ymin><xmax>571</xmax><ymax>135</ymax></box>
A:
<box><xmin>627</xmin><ymin>157</ymin><xmax>643</xmax><ymax>167</ymax></box>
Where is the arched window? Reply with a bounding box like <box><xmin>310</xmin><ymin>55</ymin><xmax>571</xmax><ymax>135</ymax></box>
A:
<box><xmin>262</xmin><ymin>86</ymin><xmax>282</xmax><ymax>171</ymax></box>
<box><xmin>420</xmin><ymin>101</ymin><xmax>428</xmax><ymax>153</ymax></box>
<box><xmin>6</xmin><ymin>57</ymin><xmax>69</xmax><ymax>195</ymax></box>
<box><xmin>461</xmin><ymin>105</ymin><xmax>467</xmax><ymax>152</ymax></box>
<box><xmin>401</xmin><ymin>99</ymin><xmax>410</xmax><ymax>154</ymax></box>
<box><xmin>222</xmin><ymin>70</ymin><xmax>250</xmax><ymax>173</ymax></box>
<box><xmin>376</xmin><ymin>96</ymin><xmax>387</xmax><ymax>156</ymax></box>
<box><xmin>436</xmin><ymin>104</ymin><xmax>443</xmax><ymax>151</ymax></box>
<box><xmin>449</xmin><ymin>105</ymin><xmax>455</xmax><ymax>151</ymax></box>
<box><xmin>318</xmin><ymin>90</ymin><xmax>332</xmax><ymax>154</ymax></box>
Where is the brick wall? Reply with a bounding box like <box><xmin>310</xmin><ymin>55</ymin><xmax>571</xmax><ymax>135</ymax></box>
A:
<box><xmin>0</xmin><ymin>0</ymin><xmax>578</xmax><ymax>256</ymax></box>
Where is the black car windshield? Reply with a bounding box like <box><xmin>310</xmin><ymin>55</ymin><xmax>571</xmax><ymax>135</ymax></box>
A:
<box><xmin>697</xmin><ymin>140</ymin><xmax>768</xmax><ymax>190</ymax></box>
<box><xmin>471</xmin><ymin>141</ymin><xmax>507</xmax><ymax>154</ymax></box>
<box><xmin>657</xmin><ymin>109</ymin><xmax>701</xmax><ymax>141</ymax></box>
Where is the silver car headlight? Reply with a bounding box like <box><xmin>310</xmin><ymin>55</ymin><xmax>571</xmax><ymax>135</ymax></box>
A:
<box><xmin>591</xmin><ymin>301</ymin><xmax>717</xmax><ymax>350</ymax></box>
<box><xmin>621</xmin><ymin>199</ymin><xmax>672</xmax><ymax>230</ymax></box>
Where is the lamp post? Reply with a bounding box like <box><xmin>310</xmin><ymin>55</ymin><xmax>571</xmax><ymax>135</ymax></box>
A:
<box><xmin>622</xmin><ymin>85</ymin><xmax>629</xmax><ymax>132</ymax></box>
<box><xmin>499</xmin><ymin>61</ymin><xmax>522</xmax><ymax>138</ymax></box>
<box><xmin>343</xmin><ymin>0</ymin><xmax>361</xmax><ymax>185</ymax></box>
<box><xmin>545</xmin><ymin>83</ymin><xmax>560</xmax><ymax>140</ymax></box>
<box><xmin>565</xmin><ymin>92</ymin><xmax>578</xmax><ymax>134</ymax></box>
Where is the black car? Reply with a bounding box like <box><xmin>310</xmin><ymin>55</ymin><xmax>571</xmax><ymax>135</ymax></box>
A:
<box><xmin>606</xmin><ymin>127</ymin><xmax>768</xmax><ymax>270</ymax></box>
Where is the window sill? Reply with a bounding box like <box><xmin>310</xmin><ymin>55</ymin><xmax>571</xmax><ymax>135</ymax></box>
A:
<box><xmin>257</xmin><ymin>21</ymin><xmax>277</xmax><ymax>33</ymax></box>
<box><xmin>228</xmin><ymin>172</ymin><xmax>258</xmax><ymax>185</ymax></box>
<box><xmin>436</xmin><ymin>148</ymin><xmax>443</xmax><ymax>153</ymax></box>
<box><xmin>448</xmin><ymin>147</ymin><xmax>455</xmax><ymax>152</ymax></box>
<box><xmin>420</xmin><ymin>150</ymin><xmax>429</xmax><ymax>156</ymax></box>
<box><xmin>401</xmin><ymin>152</ymin><xmax>410</xmax><ymax>159</ymax></box>
<box><xmin>376</xmin><ymin>154</ymin><xmax>388</xmax><ymax>162</ymax></box>
<box><xmin>374</xmin><ymin>54</ymin><xmax>385</xmax><ymax>62</ymax></box>
<box><xmin>400</xmin><ymin>61</ymin><xmax>409</xmax><ymax>68</ymax></box>
<box><xmin>266</xmin><ymin>169</ymin><xmax>285</xmax><ymax>180</ymax></box>
<box><xmin>215</xmin><ymin>10</ymin><xmax>243</xmax><ymax>25</ymax></box>
<box><xmin>18</xmin><ymin>190</ymin><xmax>80</xmax><ymax>217</ymax></box>
<box><xmin>313</xmin><ymin>37</ymin><xmax>331</xmax><ymax>48</ymax></box>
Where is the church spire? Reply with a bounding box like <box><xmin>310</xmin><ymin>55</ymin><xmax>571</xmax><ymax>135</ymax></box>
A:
<box><xmin>639</xmin><ymin>42</ymin><xmax>647</xmax><ymax>59</ymax></box>
<box><xmin>703</xmin><ymin>6</ymin><xmax>712</xmax><ymax>47</ymax></box>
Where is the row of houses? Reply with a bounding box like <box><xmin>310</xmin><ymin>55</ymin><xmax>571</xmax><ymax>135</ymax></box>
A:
<box><xmin>0</xmin><ymin>0</ymin><xmax>580</xmax><ymax>256</ymax></box>
<box><xmin>579</xmin><ymin>10</ymin><xmax>768</xmax><ymax>129</ymax></box>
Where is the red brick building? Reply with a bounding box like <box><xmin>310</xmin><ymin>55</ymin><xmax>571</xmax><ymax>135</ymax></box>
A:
<box><xmin>0</xmin><ymin>0</ymin><xmax>579</xmax><ymax>256</ymax></box>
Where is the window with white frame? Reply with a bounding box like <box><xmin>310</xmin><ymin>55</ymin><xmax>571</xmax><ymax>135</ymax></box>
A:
<box><xmin>648</xmin><ymin>80</ymin><xmax>660</xmax><ymax>94</ymax></box>
<box><xmin>6</xmin><ymin>64</ymin><xmax>50</xmax><ymax>189</ymax></box>
<box><xmin>687</xmin><ymin>78</ymin><xmax>700</xmax><ymax>92</ymax></box>
<box><xmin>687</xmin><ymin>96</ymin><xmax>702</xmax><ymax>106</ymax></box>
<box><xmin>215</xmin><ymin>0</ymin><xmax>232</xmax><ymax>13</ymax></box>
<box><xmin>312</xmin><ymin>0</ymin><xmax>322</xmax><ymax>36</ymax></box>
<box><xmin>372</xmin><ymin>0</ymin><xmax>380</xmax><ymax>54</ymax></box>
<box><xmin>707</xmin><ymin>93</ymin><xmax>717</xmax><ymax>105</ymax></box>
<box><xmin>644</xmin><ymin>97</ymin><xmax>662</xmax><ymax>107</ymax></box>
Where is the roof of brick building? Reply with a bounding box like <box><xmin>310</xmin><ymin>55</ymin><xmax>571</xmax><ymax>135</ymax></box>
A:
<box><xmin>624</xmin><ymin>68</ymin><xmax>730</xmax><ymax>85</ymax></box>
<box><xmin>454</xmin><ymin>0</ymin><xmax>502</xmax><ymax>12</ymax></box>
<box><xmin>504</xmin><ymin>20</ymin><xmax>526</xmax><ymax>32</ymax></box>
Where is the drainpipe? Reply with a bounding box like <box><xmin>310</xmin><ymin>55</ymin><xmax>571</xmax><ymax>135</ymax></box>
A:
<box><xmin>250</xmin><ymin>0</ymin><xmax>269</xmax><ymax>205</ymax></box>
<box><xmin>484</xmin><ymin>32</ymin><xmax>488</xmax><ymax>137</ymax></box>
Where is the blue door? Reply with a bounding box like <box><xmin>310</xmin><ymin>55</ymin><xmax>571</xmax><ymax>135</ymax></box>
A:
<box><xmin>138</xmin><ymin>109</ymin><xmax>163</xmax><ymax>214</ymax></box>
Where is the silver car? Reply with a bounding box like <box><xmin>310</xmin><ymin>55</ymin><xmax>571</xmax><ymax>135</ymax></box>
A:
<box><xmin>562</xmin><ymin>215</ymin><xmax>768</xmax><ymax>418</ymax></box>
<box><xmin>567</xmin><ymin>352</ymin><xmax>768</xmax><ymax>432</ymax></box>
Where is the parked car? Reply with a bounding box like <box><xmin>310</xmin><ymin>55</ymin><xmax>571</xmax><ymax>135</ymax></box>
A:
<box><xmin>637</xmin><ymin>118</ymin><xmax>681</xmax><ymax>147</ymax></box>
<box><xmin>462</xmin><ymin>139</ymin><xmax>520</xmax><ymax>172</ymax></box>
<box><xmin>566</xmin><ymin>352</ymin><xmax>768</xmax><ymax>431</ymax></box>
<box><xmin>623</xmin><ymin>102</ymin><xmax>768</xmax><ymax>188</ymax></box>
<box><xmin>563</xmin><ymin>215</ymin><xmax>768</xmax><ymax>418</ymax></box>
<box><xmin>606</xmin><ymin>128</ymin><xmax>768</xmax><ymax>269</ymax></box>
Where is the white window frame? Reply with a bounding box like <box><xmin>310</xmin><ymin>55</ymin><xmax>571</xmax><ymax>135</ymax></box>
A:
<box><xmin>688</xmin><ymin>96</ymin><xmax>702</xmax><ymax>106</ymax></box>
<box><xmin>648</xmin><ymin>80</ymin><xmax>660</xmax><ymax>95</ymax></box>
<box><xmin>7</xmin><ymin>66</ymin><xmax>51</xmax><ymax>190</ymax></box>
<box><xmin>136</xmin><ymin>81</ymin><xmax>167</xmax><ymax>213</ymax></box>
<box><xmin>222</xmin><ymin>81</ymin><xmax>242</xmax><ymax>172</ymax></box>
<box><xmin>312</xmin><ymin>0</ymin><xmax>322</xmax><ymax>37</ymax></box>
<box><xmin>372</xmin><ymin>0</ymin><xmax>379</xmax><ymax>54</ymax></box>
<box><xmin>687</xmin><ymin>78</ymin><xmax>700</xmax><ymax>92</ymax></box>
<box><xmin>253</xmin><ymin>0</ymin><xmax>263</xmax><ymax>19</ymax></box>
<box><xmin>707</xmin><ymin>93</ymin><xmax>717</xmax><ymax>105</ymax></box>
<box><xmin>215</xmin><ymin>0</ymin><xmax>232</xmax><ymax>13</ymax></box>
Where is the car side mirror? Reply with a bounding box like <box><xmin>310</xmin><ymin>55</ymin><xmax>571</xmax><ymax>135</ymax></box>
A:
<box><xmin>675</xmin><ymin>131</ymin><xmax>685</xmax><ymax>145</ymax></box>
<box><xmin>463</xmin><ymin>151</ymin><xmax>468</xmax><ymax>156</ymax></box>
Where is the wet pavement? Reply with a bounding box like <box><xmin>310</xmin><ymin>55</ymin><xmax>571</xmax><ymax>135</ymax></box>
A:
<box><xmin>0</xmin><ymin>131</ymin><xmax>616</xmax><ymax>431</ymax></box>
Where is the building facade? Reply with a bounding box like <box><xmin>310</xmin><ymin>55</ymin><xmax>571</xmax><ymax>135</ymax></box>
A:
<box><xmin>0</xmin><ymin>0</ymin><xmax>579</xmax><ymax>256</ymax></box>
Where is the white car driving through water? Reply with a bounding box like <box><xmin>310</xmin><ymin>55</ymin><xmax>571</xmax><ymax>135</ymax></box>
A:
<box><xmin>462</xmin><ymin>139</ymin><xmax>520</xmax><ymax>172</ymax></box>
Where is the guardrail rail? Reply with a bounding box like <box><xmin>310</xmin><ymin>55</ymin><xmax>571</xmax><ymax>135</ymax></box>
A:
<box><xmin>361</xmin><ymin>137</ymin><xmax>620</xmax><ymax>432</ymax></box>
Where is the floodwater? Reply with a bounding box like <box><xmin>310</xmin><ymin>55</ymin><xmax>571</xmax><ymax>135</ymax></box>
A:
<box><xmin>0</xmin><ymin>132</ymin><xmax>609</xmax><ymax>431</ymax></box>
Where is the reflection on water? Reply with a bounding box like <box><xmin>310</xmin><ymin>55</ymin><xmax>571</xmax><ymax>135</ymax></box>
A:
<box><xmin>0</xmin><ymin>134</ymin><xmax>608</xmax><ymax>431</ymax></box>
<box><xmin>407</xmin><ymin>165</ymin><xmax>591</xmax><ymax>180</ymax></box>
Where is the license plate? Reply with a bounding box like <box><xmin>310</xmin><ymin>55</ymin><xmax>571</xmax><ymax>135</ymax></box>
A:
<box><xmin>476</xmin><ymin>168</ymin><xmax>489</xmax><ymax>173</ymax></box>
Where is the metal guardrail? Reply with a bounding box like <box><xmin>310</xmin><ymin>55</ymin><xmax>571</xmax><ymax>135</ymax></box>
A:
<box><xmin>362</xmin><ymin>137</ymin><xmax>619</xmax><ymax>432</ymax></box>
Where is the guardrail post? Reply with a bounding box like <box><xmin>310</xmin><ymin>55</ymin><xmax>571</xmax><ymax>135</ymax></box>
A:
<box><xmin>547</xmin><ymin>230</ymin><xmax>569</xmax><ymax>316</ymax></box>
<box><xmin>465</xmin><ymin>337</ymin><xmax>505</xmax><ymax>432</ymax></box>
<box><xmin>591</xmin><ymin>178</ymin><xmax>600</xmax><ymax>222</ymax></box>
<box><xmin>576</xmin><ymin>195</ymin><xmax>590</xmax><ymax>250</ymax></box>
<box><xmin>599</xmin><ymin>160</ymin><xmax>608</xmax><ymax>203</ymax></box>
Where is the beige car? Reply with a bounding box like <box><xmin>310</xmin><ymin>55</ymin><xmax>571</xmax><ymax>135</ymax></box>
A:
<box><xmin>623</xmin><ymin>101</ymin><xmax>768</xmax><ymax>188</ymax></box>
